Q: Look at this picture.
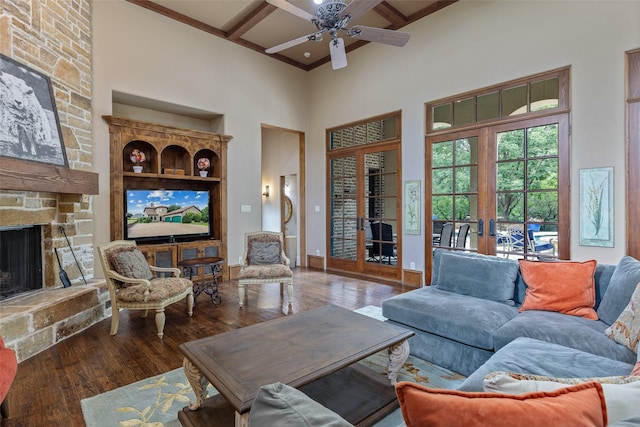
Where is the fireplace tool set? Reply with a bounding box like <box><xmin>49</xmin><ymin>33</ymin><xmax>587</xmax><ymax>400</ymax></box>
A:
<box><xmin>56</xmin><ymin>226</ymin><xmax>87</xmax><ymax>286</ymax></box>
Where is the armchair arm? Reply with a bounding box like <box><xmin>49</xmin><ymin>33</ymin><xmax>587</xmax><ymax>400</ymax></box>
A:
<box><xmin>105</xmin><ymin>270</ymin><xmax>151</xmax><ymax>288</ymax></box>
<box><xmin>149</xmin><ymin>265</ymin><xmax>181</xmax><ymax>277</ymax></box>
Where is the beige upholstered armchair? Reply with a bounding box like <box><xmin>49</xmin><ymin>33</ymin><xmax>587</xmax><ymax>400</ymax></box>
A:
<box><xmin>98</xmin><ymin>240</ymin><xmax>194</xmax><ymax>338</ymax></box>
<box><xmin>238</xmin><ymin>231</ymin><xmax>293</xmax><ymax>307</ymax></box>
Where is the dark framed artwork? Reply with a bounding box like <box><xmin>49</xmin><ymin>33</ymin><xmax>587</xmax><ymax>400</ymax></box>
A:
<box><xmin>0</xmin><ymin>53</ymin><xmax>68</xmax><ymax>166</ymax></box>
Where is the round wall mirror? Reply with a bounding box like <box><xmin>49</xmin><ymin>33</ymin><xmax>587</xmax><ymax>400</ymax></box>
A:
<box><xmin>284</xmin><ymin>195</ymin><xmax>293</xmax><ymax>223</ymax></box>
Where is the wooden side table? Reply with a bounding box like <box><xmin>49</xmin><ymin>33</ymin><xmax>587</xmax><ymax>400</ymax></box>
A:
<box><xmin>178</xmin><ymin>257</ymin><xmax>224</xmax><ymax>306</ymax></box>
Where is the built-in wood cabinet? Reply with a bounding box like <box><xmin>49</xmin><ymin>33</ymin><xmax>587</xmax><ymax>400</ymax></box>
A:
<box><xmin>103</xmin><ymin>116</ymin><xmax>232</xmax><ymax>280</ymax></box>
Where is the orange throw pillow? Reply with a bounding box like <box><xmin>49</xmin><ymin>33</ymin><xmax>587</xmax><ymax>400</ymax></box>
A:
<box><xmin>518</xmin><ymin>259</ymin><xmax>598</xmax><ymax>319</ymax></box>
<box><xmin>395</xmin><ymin>381</ymin><xmax>607</xmax><ymax>427</ymax></box>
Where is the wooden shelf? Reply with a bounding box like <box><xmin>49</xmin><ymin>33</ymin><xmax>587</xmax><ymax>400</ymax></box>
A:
<box><xmin>122</xmin><ymin>172</ymin><xmax>221</xmax><ymax>182</ymax></box>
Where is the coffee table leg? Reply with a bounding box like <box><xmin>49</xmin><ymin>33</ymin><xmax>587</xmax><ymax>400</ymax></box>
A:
<box><xmin>387</xmin><ymin>339</ymin><xmax>410</xmax><ymax>385</ymax></box>
<box><xmin>235</xmin><ymin>411</ymin><xmax>249</xmax><ymax>427</ymax></box>
<box><xmin>183</xmin><ymin>357</ymin><xmax>209</xmax><ymax>410</ymax></box>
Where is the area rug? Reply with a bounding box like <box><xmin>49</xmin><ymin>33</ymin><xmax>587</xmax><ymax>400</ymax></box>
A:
<box><xmin>81</xmin><ymin>306</ymin><xmax>465</xmax><ymax>427</ymax></box>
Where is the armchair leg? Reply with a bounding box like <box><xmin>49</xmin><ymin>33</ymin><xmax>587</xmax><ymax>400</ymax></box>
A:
<box><xmin>286</xmin><ymin>283</ymin><xmax>293</xmax><ymax>305</ymax></box>
<box><xmin>186</xmin><ymin>292</ymin><xmax>194</xmax><ymax>316</ymax></box>
<box><xmin>155</xmin><ymin>309</ymin><xmax>166</xmax><ymax>339</ymax></box>
<box><xmin>238</xmin><ymin>283</ymin><xmax>246</xmax><ymax>307</ymax></box>
<box><xmin>110</xmin><ymin>307</ymin><xmax>120</xmax><ymax>336</ymax></box>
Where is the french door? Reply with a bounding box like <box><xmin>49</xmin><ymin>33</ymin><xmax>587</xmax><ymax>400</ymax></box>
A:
<box><xmin>327</xmin><ymin>143</ymin><xmax>401</xmax><ymax>280</ymax></box>
<box><xmin>426</xmin><ymin>114</ymin><xmax>569</xmax><ymax>280</ymax></box>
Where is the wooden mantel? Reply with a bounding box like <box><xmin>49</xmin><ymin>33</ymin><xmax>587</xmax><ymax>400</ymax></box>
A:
<box><xmin>0</xmin><ymin>157</ymin><xmax>99</xmax><ymax>195</ymax></box>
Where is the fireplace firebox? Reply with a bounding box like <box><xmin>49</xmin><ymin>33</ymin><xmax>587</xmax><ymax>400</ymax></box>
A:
<box><xmin>0</xmin><ymin>225</ymin><xmax>43</xmax><ymax>300</ymax></box>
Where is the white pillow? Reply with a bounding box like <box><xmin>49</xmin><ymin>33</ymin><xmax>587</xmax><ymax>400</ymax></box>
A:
<box><xmin>483</xmin><ymin>372</ymin><xmax>640</xmax><ymax>424</ymax></box>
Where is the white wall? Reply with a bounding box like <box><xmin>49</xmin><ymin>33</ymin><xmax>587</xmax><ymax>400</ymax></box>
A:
<box><xmin>306</xmin><ymin>0</ymin><xmax>640</xmax><ymax>267</ymax></box>
<box><xmin>92</xmin><ymin>0</ymin><xmax>309</xmax><ymax>267</ymax></box>
<box><xmin>93</xmin><ymin>0</ymin><xmax>639</xmax><ymax>278</ymax></box>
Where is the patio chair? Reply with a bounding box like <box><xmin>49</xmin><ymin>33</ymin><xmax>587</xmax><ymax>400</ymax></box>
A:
<box><xmin>437</xmin><ymin>222</ymin><xmax>454</xmax><ymax>247</ymax></box>
<box><xmin>507</xmin><ymin>226</ymin><xmax>554</xmax><ymax>254</ymax></box>
<box><xmin>238</xmin><ymin>231</ymin><xmax>294</xmax><ymax>307</ymax></box>
<box><xmin>98</xmin><ymin>240</ymin><xmax>194</xmax><ymax>338</ymax></box>
<box><xmin>370</xmin><ymin>222</ymin><xmax>397</xmax><ymax>264</ymax></box>
<box><xmin>456</xmin><ymin>223</ymin><xmax>470</xmax><ymax>248</ymax></box>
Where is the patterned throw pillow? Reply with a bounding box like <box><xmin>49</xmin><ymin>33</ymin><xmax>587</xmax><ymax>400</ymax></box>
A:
<box><xmin>605</xmin><ymin>283</ymin><xmax>640</xmax><ymax>353</ymax></box>
<box><xmin>248</xmin><ymin>240</ymin><xmax>282</xmax><ymax>265</ymax></box>
<box><xmin>483</xmin><ymin>371</ymin><xmax>640</xmax><ymax>425</ymax></box>
<box><xmin>108</xmin><ymin>247</ymin><xmax>152</xmax><ymax>285</ymax></box>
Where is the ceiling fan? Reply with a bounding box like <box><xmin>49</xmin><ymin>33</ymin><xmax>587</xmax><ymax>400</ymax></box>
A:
<box><xmin>265</xmin><ymin>0</ymin><xmax>410</xmax><ymax>70</ymax></box>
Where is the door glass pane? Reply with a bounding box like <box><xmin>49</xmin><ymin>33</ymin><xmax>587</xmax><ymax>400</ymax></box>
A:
<box><xmin>497</xmin><ymin>192</ymin><xmax>524</xmax><ymax>222</ymax></box>
<box><xmin>455</xmin><ymin>166</ymin><xmax>478</xmax><ymax>193</ymax></box>
<box><xmin>531</xmin><ymin>78</ymin><xmax>559</xmax><ymax>111</ymax></box>
<box><xmin>432</xmin><ymin>169</ymin><xmax>453</xmax><ymax>193</ymax></box>
<box><xmin>497</xmin><ymin>130</ymin><xmax>524</xmax><ymax>160</ymax></box>
<box><xmin>527</xmin><ymin>124</ymin><xmax>558</xmax><ymax>157</ymax></box>
<box><xmin>455</xmin><ymin>138</ymin><xmax>474</xmax><ymax>164</ymax></box>
<box><xmin>477</xmin><ymin>91</ymin><xmax>500</xmax><ymax>121</ymax></box>
<box><xmin>433</xmin><ymin>104</ymin><xmax>452</xmax><ymax>130</ymax></box>
<box><xmin>432</xmin><ymin>195</ymin><xmax>453</xmax><ymax>221</ymax></box>
<box><xmin>453</xmin><ymin>98</ymin><xmax>474</xmax><ymax>127</ymax></box>
<box><xmin>330</xmin><ymin>154</ymin><xmax>357</xmax><ymax>261</ymax></box>
<box><xmin>527</xmin><ymin>158</ymin><xmax>558</xmax><ymax>190</ymax></box>
<box><xmin>497</xmin><ymin>161</ymin><xmax>524</xmax><ymax>191</ymax></box>
<box><xmin>355</xmin><ymin>124</ymin><xmax>366</xmax><ymax>146</ymax></box>
<box><xmin>502</xmin><ymin>85</ymin><xmax>528</xmax><ymax>116</ymax></box>
<box><xmin>432</xmin><ymin>141</ymin><xmax>453</xmax><ymax>167</ymax></box>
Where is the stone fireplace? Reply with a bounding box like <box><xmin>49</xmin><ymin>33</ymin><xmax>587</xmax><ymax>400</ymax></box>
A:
<box><xmin>0</xmin><ymin>180</ymin><xmax>108</xmax><ymax>362</ymax></box>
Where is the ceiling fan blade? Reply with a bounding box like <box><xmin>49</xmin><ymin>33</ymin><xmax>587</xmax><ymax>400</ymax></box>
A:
<box><xmin>330</xmin><ymin>37</ymin><xmax>347</xmax><ymax>70</ymax></box>
<box><xmin>339</xmin><ymin>0</ymin><xmax>383</xmax><ymax>21</ymax></box>
<box><xmin>350</xmin><ymin>25</ymin><xmax>410</xmax><ymax>47</ymax></box>
<box><xmin>266</xmin><ymin>32</ymin><xmax>322</xmax><ymax>54</ymax></box>
<box><xmin>266</xmin><ymin>0</ymin><xmax>315</xmax><ymax>22</ymax></box>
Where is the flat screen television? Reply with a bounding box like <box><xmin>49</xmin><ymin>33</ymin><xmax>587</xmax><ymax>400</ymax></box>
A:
<box><xmin>124</xmin><ymin>188</ymin><xmax>211</xmax><ymax>243</ymax></box>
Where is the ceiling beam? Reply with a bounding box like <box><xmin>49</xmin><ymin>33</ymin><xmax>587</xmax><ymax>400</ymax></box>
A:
<box><xmin>373</xmin><ymin>2</ymin><xmax>408</xmax><ymax>29</ymax></box>
<box><xmin>126</xmin><ymin>0</ymin><xmax>226</xmax><ymax>38</ymax></box>
<box><xmin>226</xmin><ymin>2</ymin><xmax>278</xmax><ymax>41</ymax></box>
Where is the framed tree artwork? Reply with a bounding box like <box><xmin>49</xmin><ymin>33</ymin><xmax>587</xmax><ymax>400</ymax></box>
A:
<box><xmin>0</xmin><ymin>53</ymin><xmax>68</xmax><ymax>166</ymax></box>
<box><xmin>579</xmin><ymin>167</ymin><xmax>614</xmax><ymax>247</ymax></box>
<box><xmin>404</xmin><ymin>180</ymin><xmax>421</xmax><ymax>235</ymax></box>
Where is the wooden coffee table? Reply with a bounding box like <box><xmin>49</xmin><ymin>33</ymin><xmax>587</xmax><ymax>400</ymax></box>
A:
<box><xmin>178</xmin><ymin>305</ymin><xmax>414</xmax><ymax>427</ymax></box>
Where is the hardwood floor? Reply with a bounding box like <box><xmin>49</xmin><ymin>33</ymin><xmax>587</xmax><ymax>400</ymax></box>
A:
<box><xmin>2</xmin><ymin>268</ymin><xmax>408</xmax><ymax>426</ymax></box>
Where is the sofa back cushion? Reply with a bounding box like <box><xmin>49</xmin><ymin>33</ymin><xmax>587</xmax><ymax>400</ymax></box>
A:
<box><xmin>597</xmin><ymin>256</ymin><xmax>640</xmax><ymax>325</ymax></box>
<box><xmin>433</xmin><ymin>250</ymin><xmax>518</xmax><ymax>305</ymax></box>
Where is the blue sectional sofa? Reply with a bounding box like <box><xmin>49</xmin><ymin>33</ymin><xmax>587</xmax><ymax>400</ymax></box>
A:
<box><xmin>381</xmin><ymin>250</ymin><xmax>639</xmax><ymax>379</ymax></box>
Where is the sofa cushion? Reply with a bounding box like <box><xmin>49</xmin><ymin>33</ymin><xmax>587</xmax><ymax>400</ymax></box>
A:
<box><xmin>483</xmin><ymin>372</ymin><xmax>640</xmax><ymax>425</ymax></box>
<box><xmin>598</xmin><ymin>256</ymin><xmax>640</xmax><ymax>325</ymax></box>
<box><xmin>605</xmin><ymin>283</ymin><xmax>640</xmax><ymax>352</ymax></box>
<box><xmin>382</xmin><ymin>286</ymin><xmax>518</xmax><ymax>350</ymax></box>
<box><xmin>518</xmin><ymin>259</ymin><xmax>597</xmax><ymax>319</ymax></box>
<box><xmin>493</xmin><ymin>310</ymin><xmax>636</xmax><ymax>364</ymax></box>
<box><xmin>395</xmin><ymin>381</ymin><xmax>607</xmax><ymax>427</ymax></box>
<box><xmin>459</xmin><ymin>337</ymin><xmax>636</xmax><ymax>392</ymax></box>
<box><xmin>248</xmin><ymin>382</ymin><xmax>353</xmax><ymax>427</ymax></box>
<box><xmin>435</xmin><ymin>251</ymin><xmax>518</xmax><ymax>305</ymax></box>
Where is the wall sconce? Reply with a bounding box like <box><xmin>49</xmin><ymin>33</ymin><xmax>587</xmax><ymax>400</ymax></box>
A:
<box><xmin>262</xmin><ymin>185</ymin><xmax>270</xmax><ymax>198</ymax></box>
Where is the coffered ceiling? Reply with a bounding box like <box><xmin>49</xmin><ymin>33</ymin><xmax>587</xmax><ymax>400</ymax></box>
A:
<box><xmin>126</xmin><ymin>0</ymin><xmax>457</xmax><ymax>71</ymax></box>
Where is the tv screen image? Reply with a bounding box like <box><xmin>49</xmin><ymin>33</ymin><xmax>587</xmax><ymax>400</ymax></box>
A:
<box><xmin>125</xmin><ymin>189</ymin><xmax>211</xmax><ymax>242</ymax></box>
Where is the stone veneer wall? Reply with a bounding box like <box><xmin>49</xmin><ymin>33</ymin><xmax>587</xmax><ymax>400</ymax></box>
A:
<box><xmin>0</xmin><ymin>0</ymin><xmax>111</xmax><ymax>362</ymax></box>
